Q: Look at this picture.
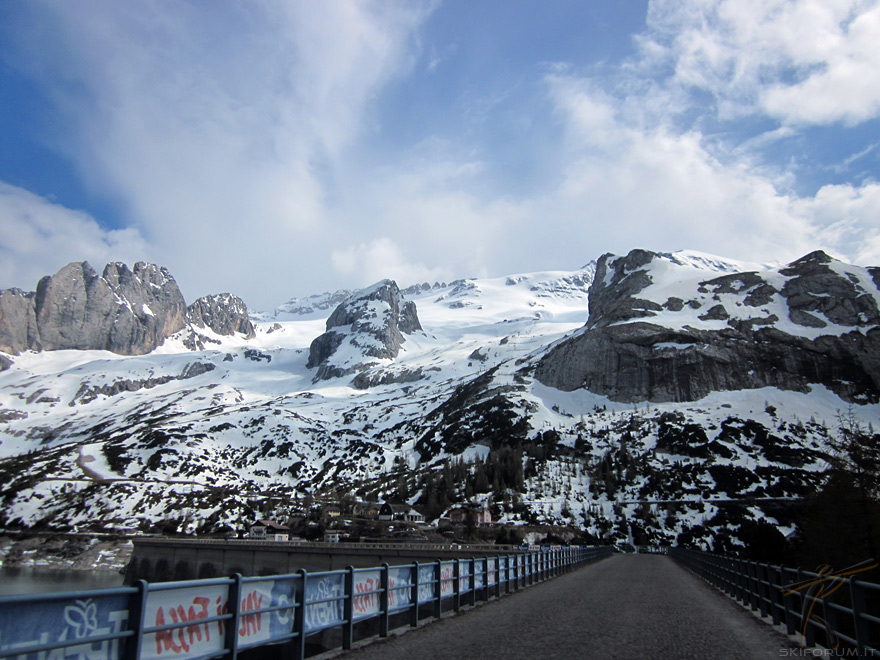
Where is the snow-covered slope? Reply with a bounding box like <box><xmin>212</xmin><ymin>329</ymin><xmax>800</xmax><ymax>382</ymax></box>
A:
<box><xmin>0</xmin><ymin>253</ymin><xmax>877</xmax><ymax>551</ymax></box>
<box><xmin>536</xmin><ymin>249</ymin><xmax>880</xmax><ymax>403</ymax></box>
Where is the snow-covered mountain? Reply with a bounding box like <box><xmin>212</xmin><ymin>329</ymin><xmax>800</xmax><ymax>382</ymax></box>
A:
<box><xmin>0</xmin><ymin>251</ymin><xmax>877</xmax><ymax>550</ymax></box>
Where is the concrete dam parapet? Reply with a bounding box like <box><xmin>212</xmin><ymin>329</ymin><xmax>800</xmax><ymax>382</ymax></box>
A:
<box><xmin>126</xmin><ymin>538</ymin><xmax>520</xmax><ymax>583</ymax></box>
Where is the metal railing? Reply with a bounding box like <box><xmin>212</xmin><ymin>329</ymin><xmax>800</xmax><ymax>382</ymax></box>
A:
<box><xmin>670</xmin><ymin>547</ymin><xmax>880</xmax><ymax>657</ymax></box>
<box><xmin>0</xmin><ymin>545</ymin><xmax>612</xmax><ymax>660</ymax></box>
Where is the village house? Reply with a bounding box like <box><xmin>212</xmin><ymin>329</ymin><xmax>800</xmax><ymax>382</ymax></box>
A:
<box><xmin>378</xmin><ymin>503</ymin><xmax>426</xmax><ymax>524</ymax></box>
<box><xmin>447</xmin><ymin>504</ymin><xmax>492</xmax><ymax>526</ymax></box>
<box><xmin>352</xmin><ymin>501</ymin><xmax>381</xmax><ymax>518</ymax></box>
<box><xmin>249</xmin><ymin>520</ymin><xmax>290</xmax><ymax>541</ymax></box>
<box><xmin>378</xmin><ymin>502</ymin><xmax>395</xmax><ymax>521</ymax></box>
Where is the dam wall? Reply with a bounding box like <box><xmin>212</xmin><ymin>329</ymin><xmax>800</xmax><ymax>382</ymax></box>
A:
<box><xmin>126</xmin><ymin>537</ymin><xmax>519</xmax><ymax>583</ymax></box>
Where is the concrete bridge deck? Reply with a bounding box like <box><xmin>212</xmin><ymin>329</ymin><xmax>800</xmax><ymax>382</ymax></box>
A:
<box><xmin>334</xmin><ymin>554</ymin><xmax>797</xmax><ymax>660</ymax></box>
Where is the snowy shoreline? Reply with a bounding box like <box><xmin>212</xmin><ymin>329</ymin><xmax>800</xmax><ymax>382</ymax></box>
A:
<box><xmin>0</xmin><ymin>533</ymin><xmax>132</xmax><ymax>571</ymax></box>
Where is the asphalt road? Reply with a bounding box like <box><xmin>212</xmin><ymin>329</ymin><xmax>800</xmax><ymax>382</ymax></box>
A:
<box><xmin>334</xmin><ymin>554</ymin><xmax>796</xmax><ymax>660</ymax></box>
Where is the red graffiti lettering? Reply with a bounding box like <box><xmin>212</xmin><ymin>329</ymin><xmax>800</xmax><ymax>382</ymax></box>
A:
<box><xmin>239</xmin><ymin>591</ymin><xmax>264</xmax><ymax>638</ymax></box>
<box><xmin>185</xmin><ymin>597</ymin><xmax>211</xmax><ymax>646</ymax></box>
<box><xmin>154</xmin><ymin>596</ymin><xmax>214</xmax><ymax>655</ymax></box>
<box><xmin>353</xmin><ymin>579</ymin><xmax>377</xmax><ymax>613</ymax></box>
<box><xmin>216</xmin><ymin>596</ymin><xmax>227</xmax><ymax>636</ymax></box>
<box><xmin>155</xmin><ymin>607</ymin><xmax>184</xmax><ymax>655</ymax></box>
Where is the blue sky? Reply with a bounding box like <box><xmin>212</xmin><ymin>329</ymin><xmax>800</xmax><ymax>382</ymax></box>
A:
<box><xmin>1</xmin><ymin>0</ymin><xmax>879</xmax><ymax>310</ymax></box>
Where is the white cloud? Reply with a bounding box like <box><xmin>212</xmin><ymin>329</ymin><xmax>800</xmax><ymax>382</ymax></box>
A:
<box><xmin>330</xmin><ymin>143</ymin><xmax>524</xmax><ymax>288</ymax></box>
<box><xmin>642</xmin><ymin>0</ymin><xmax>880</xmax><ymax>125</ymax></box>
<box><xmin>5</xmin><ymin>1</ymin><xmax>434</xmax><ymax>309</ymax></box>
<box><xmin>0</xmin><ymin>182</ymin><xmax>149</xmax><ymax>290</ymax></box>
<box><xmin>796</xmin><ymin>182</ymin><xmax>880</xmax><ymax>264</ymax></box>
<box><xmin>3</xmin><ymin>0</ymin><xmax>877</xmax><ymax>314</ymax></box>
<box><xmin>532</xmin><ymin>72</ymin><xmax>880</xmax><ymax>266</ymax></box>
<box><xmin>331</xmin><ymin>237</ymin><xmax>449</xmax><ymax>288</ymax></box>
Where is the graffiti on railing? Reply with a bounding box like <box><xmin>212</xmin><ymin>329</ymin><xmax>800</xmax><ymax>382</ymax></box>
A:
<box><xmin>145</xmin><ymin>583</ymin><xmax>227</xmax><ymax>659</ymax></box>
<box><xmin>781</xmin><ymin>558</ymin><xmax>877</xmax><ymax>649</ymax></box>
<box><xmin>0</xmin><ymin>547</ymin><xmax>607</xmax><ymax>660</ymax></box>
<box><xmin>0</xmin><ymin>593</ymin><xmax>130</xmax><ymax>660</ymax></box>
<box><xmin>303</xmin><ymin>574</ymin><xmax>344</xmax><ymax>634</ymax></box>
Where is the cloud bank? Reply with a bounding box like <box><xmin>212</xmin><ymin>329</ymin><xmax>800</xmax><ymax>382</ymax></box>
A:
<box><xmin>1</xmin><ymin>0</ymin><xmax>878</xmax><ymax>310</ymax></box>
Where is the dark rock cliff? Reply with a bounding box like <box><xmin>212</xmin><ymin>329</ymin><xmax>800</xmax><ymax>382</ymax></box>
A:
<box><xmin>31</xmin><ymin>262</ymin><xmax>187</xmax><ymax>355</ymax></box>
<box><xmin>186</xmin><ymin>293</ymin><xmax>256</xmax><ymax>339</ymax></box>
<box><xmin>307</xmin><ymin>279</ymin><xmax>422</xmax><ymax>381</ymax></box>
<box><xmin>0</xmin><ymin>261</ymin><xmax>253</xmax><ymax>357</ymax></box>
<box><xmin>535</xmin><ymin>250</ymin><xmax>880</xmax><ymax>403</ymax></box>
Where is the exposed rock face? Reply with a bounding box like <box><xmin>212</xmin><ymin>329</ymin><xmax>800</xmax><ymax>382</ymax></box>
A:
<box><xmin>1</xmin><ymin>261</ymin><xmax>188</xmax><ymax>356</ymax></box>
<box><xmin>186</xmin><ymin>293</ymin><xmax>256</xmax><ymax>338</ymax></box>
<box><xmin>273</xmin><ymin>290</ymin><xmax>354</xmax><ymax>317</ymax></box>
<box><xmin>307</xmin><ymin>279</ymin><xmax>422</xmax><ymax>382</ymax></box>
<box><xmin>535</xmin><ymin>250</ymin><xmax>880</xmax><ymax>403</ymax></box>
<box><xmin>34</xmin><ymin>262</ymin><xmax>188</xmax><ymax>355</ymax></box>
<box><xmin>779</xmin><ymin>250</ymin><xmax>880</xmax><ymax>329</ymax></box>
<box><xmin>70</xmin><ymin>361</ymin><xmax>216</xmax><ymax>405</ymax></box>
<box><xmin>351</xmin><ymin>367</ymin><xmax>428</xmax><ymax>389</ymax></box>
<box><xmin>0</xmin><ymin>289</ymin><xmax>39</xmax><ymax>354</ymax></box>
<box><xmin>586</xmin><ymin>249</ymin><xmax>661</xmax><ymax>329</ymax></box>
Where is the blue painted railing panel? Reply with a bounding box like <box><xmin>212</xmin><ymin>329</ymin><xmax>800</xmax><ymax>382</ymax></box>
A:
<box><xmin>0</xmin><ymin>589</ymin><xmax>134</xmax><ymax>660</ymax></box>
<box><xmin>0</xmin><ymin>546</ymin><xmax>612</xmax><ymax>660</ymax></box>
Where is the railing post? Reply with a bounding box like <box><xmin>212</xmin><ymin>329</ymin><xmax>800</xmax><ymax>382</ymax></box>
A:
<box><xmin>758</xmin><ymin>563</ymin><xmax>769</xmax><ymax>618</ymax></box>
<box><xmin>734</xmin><ymin>558</ymin><xmax>745</xmax><ymax>603</ymax></box>
<box><xmin>469</xmin><ymin>558</ymin><xmax>476</xmax><ymax>607</ymax></box>
<box><xmin>453</xmin><ymin>559</ymin><xmax>461</xmax><ymax>612</ymax></box>
<box><xmin>494</xmin><ymin>556</ymin><xmax>501</xmax><ymax>599</ymax></box>
<box><xmin>225</xmin><ymin>573</ymin><xmax>242</xmax><ymax>660</ymax></box>
<box><xmin>123</xmin><ymin>579</ymin><xmax>148</xmax><ymax>660</ymax></box>
<box><xmin>727</xmin><ymin>557</ymin><xmax>738</xmax><ymax>598</ymax></box>
<box><xmin>410</xmin><ymin>562</ymin><xmax>420</xmax><ymax>628</ymax></box>
<box><xmin>797</xmin><ymin>568</ymin><xmax>816</xmax><ymax>648</ymax></box>
<box><xmin>780</xmin><ymin>567</ymin><xmax>796</xmax><ymax>636</ymax></box>
<box><xmin>821</xmin><ymin>590</ymin><xmax>840</xmax><ymax>650</ymax></box>
<box><xmin>380</xmin><ymin>563</ymin><xmax>390</xmax><ymax>638</ymax></box>
<box><xmin>293</xmin><ymin>569</ymin><xmax>307</xmax><ymax>660</ymax></box>
<box><xmin>747</xmin><ymin>562</ymin><xmax>759</xmax><ymax>611</ymax></box>
<box><xmin>850</xmin><ymin>578</ymin><xmax>872</xmax><ymax>656</ymax></box>
<box><xmin>343</xmin><ymin>566</ymin><xmax>354</xmax><ymax>650</ymax></box>
<box><xmin>769</xmin><ymin>565</ymin><xmax>782</xmax><ymax>626</ymax></box>
<box><xmin>433</xmin><ymin>560</ymin><xmax>442</xmax><ymax>619</ymax></box>
<box><xmin>481</xmin><ymin>558</ymin><xmax>489</xmax><ymax>602</ymax></box>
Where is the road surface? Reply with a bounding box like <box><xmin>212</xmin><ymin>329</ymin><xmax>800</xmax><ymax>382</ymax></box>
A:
<box><xmin>335</xmin><ymin>554</ymin><xmax>795</xmax><ymax>660</ymax></box>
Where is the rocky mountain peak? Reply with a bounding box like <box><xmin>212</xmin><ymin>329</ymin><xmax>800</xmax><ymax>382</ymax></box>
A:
<box><xmin>0</xmin><ymin>261</ymin><xmax>261</xmax><ymax>358</ymax></box>
<box><xmin>536</xmin><ymin>250</ymin><xmax>880</xmax><ymax>403</ymax></box>
<box><xmin>587</xmin><ymin>250</ymin><xmax>660</xmax><ymax>329</ymax></box>
<box><xmin>779</xmin><ymin>252</ymin><xmax>879</xmax><ymax>329</ymax></box>
<box><xmin>186</xmin><ymin>293</ymin><xmax>256</xmax><ymax>339</ymax></box>
<box><xmin>29</xmin><ymin>260</ymin><xmax>188</xmax><ymax>355</ymax></box>
<box><xmin>307</xmin><ymin>279</ymin><xmax>422</xmax><ymax>381</ymax></box>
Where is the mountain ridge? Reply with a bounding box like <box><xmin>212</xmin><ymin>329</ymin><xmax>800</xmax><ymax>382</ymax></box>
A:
<box><xmin>0</xmin><ymin>249</ymin><xmax>876</xmax><ymax>551</ymax></box>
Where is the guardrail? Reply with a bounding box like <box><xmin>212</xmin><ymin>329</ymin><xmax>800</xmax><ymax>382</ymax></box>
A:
<box><xmin>131</xmin><ymin>537</ymin><xmax>522</xmax><ymax>552</ymax></box>
<box><xmin>0</xmin><ymin>545</ymin><xmax>612</xmax><ymax>660</ymax></box>
<box><xmin>670</xmin><ymin>547</ymin><xmax>880</xmax><ymax>657</ymax></box>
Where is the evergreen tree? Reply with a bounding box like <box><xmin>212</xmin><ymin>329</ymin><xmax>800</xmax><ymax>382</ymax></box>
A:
<box><xmin>797</xmin><ymin>411</ymin><xmax>880</xmax><ymax>569</ymax></box>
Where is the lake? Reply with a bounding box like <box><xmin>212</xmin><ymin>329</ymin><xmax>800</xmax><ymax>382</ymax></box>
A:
<box><xmin>0</xmin><ymin>566</ymin><xmax>124</xmax><ymax>596</ymax></box>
